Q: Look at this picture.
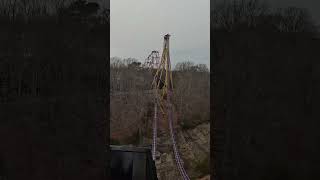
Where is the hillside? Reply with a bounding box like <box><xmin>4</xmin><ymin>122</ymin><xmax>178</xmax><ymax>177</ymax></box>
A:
<box><xmin>110</xmin><ymin>61</ymin><xmax>210</xmax><ymax>179</ymax></box>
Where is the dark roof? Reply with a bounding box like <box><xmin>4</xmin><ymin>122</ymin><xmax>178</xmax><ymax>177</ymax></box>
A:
<box><xmin>110</xmin><ymin>145</ymin><xmax>158</xmax><ymax>180</ymax></box>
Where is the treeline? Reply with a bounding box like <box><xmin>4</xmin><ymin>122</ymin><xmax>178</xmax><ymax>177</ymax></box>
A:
<box><xmin>0</xmin><ymin>0</ymin><xmax>108</xmax><ymax>61</ymax></box>
<box><xmin>110</xmin><ymin>56</ymin><xmax>209</xmax><ymax>72</ymax></box>
<box><xmin>0</xmin><ymin>0</ymin><xmax>109</xmax><ymax>22</ymax></box>
<box><xmin>212</xmin><ymin>0</ymin><xmax>318</xmax><ymax>34</ymax></box>
<box><xmin>110</xmin><ymin>56</ymin><xmax>209</xmax><ymax>93</ymax></box>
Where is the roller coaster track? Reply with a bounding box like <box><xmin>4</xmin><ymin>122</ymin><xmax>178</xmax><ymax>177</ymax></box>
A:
<box><xmin>152</xmin><ymin>100</ymin><xmax>158</xmax><ymax>160</ymax></box>
<box><xmin>111</xmin><ymin>34</ymin><xmax>190</xmax><ymax>180</ymax></box>
<box><xmin>151</xmin><ymin>34</ymin><xmax>190</xmax><ymax>180</ymax></box>
<box><xmin>167</xmin><ymin>90</ymin><xmax>190</xmax><ymax>180</ymax></box>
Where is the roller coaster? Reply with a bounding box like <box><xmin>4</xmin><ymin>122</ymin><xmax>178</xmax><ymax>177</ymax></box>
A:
<box><xmin>111</xmin><ymin>34</ymin><xmax>190</xmax><ymax>180</ymax></box>
<box><xmin>147</xmin><ymin>34</ymin><xmax>190</xmax><ymax>180</ymax></box>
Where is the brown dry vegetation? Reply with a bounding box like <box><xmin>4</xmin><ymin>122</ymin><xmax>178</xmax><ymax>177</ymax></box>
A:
<box><xmin>110</xmin><ymin>58</ymin><xmax>210</xmax><ymax>144</ymax></box>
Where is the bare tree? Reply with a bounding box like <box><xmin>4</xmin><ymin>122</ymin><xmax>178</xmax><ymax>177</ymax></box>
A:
<box><xmin>0</xmin><ymin>0</ymin><xmax>10</xmax><ymax>16</ymax></box>
<box><xmin>175</xmin><ymin>61</ymin><xmax>195</xmax><ymax>72</ymax></box>
<box><xmin>128</xmin><ymin>61</ymin><xmax>141</xmax><ymax>70</ymax></box>
<box><xmin>212</xmin><ymin>0</ymin><xmax>268</xmax><ymax>31</ymax></box>
<box><xmin>8</xmin><ymin>0</ymin><xmax>18</xmax><ymax>20</ymax></box>
<box><xmin>274</xmin><ymin>7</ymin><xmax>317</xmax><ymax>33</ymax></box>
<box><xmin>123</xmin><ymin>57</ymin><xmax>139</xmax><ymax>67</ymax></box>
<box><xmin>0</xmin><ymin>0</ymin><xmax>51</xmax><ymax>21</ymax></box>
<box><xmin>196</xmin><ymin>64</ymin><xmax>209</xmax><ymax>72</ymax></box>
<box><xmin>175</xmin><ymin>61</ymin><xmax>209</xmax><ymax>72</ymax></box>
<box><xmin>110</xmin><ymin>57</ymin><xmax>125</xmax><ymax>68</ymax></box>
<box><xmin>213</xmin><ymin>0</ymin><xmax>317</xmax><ymax>33</ymax></box>
<box><xmin>99</xmin><ymin>7</ymin><xmax>109</xmax><ymax>24</ymax></box>
<box><xmin>110</xmin><ymin>57</ymin><xmax>125</xmax><ymax>92</ymax></box>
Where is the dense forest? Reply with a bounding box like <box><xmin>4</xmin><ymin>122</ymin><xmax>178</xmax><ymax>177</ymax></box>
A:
<box><xmin>212</xmin><ymin>0</ymin><xmax>320</xmax><ymax>180</ymax></box>
<box><xmin>0</xmin><ymin>0</ymin><xmax>109</xmax><ymax>179</ymax></box>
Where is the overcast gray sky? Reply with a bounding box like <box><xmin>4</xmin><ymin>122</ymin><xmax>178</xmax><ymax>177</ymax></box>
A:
<box><xmin>111</xmin><ymin>0</ymin><xmax>210</xmax><ymax>68</ymax></box>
